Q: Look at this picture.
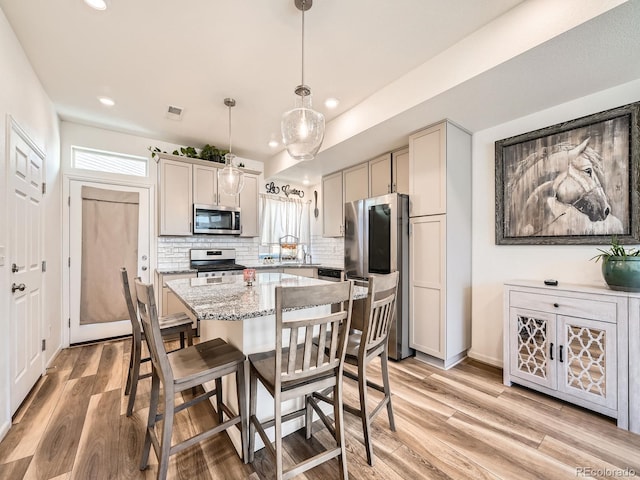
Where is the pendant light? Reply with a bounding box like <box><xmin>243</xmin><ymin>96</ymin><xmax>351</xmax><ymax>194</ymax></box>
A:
<box><xmin>218</xmin><ymin>98</ymin><xmax>245</xmax><ymax>195</ymax></box>
<box><xmin>281</xmin><ymin>0</ymin><xmax>325</xmax><ymax>161</ymax></box>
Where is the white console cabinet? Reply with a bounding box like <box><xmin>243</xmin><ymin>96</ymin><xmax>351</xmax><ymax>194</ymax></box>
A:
<box><xmin>504</xmin><ymin>280</ymin><xmax>633</xmax><ymax>431</ymax></box>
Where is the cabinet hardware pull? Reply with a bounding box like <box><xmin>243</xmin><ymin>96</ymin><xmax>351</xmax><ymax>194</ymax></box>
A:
<box><xmin>550</xmin><ymin>342</ymin><xmax>554</xmax><ymax>360</ymax></box>
<box><xmin>559</xmin><ymin>345</ymin><xmax>564</xmax><ymax>363</ymax></box>
<box><xmin>553</xmin><ymin>303</ymin><xmax>559</xmax><ymax>308</ymax></box>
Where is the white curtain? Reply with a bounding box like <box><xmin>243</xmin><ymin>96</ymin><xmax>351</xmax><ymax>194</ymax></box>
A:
<box><xmin>260</xmin><ymin>194</ymin><xmax>310</xmax><ymax>245</ymax></box>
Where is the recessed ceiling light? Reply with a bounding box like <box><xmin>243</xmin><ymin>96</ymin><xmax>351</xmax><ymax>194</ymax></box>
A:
<box><xmin>324</xmin><ymin>98</ymin><xmax>339</xmax><ymax>109</ymax></box>
<box><xmin>268</xmin><ymin>140</ymin><xmax>279</xmax><ymax>148</ymax></box>
<box><xmin>302</xmin><ymin>178</ymin><xmax>310</xmax><ymax>185</ymax></box>
<box><xmin>98</xmin><ymin>96</ymin><xmax>115</xmax><ymax>107</ymax></box>
<box><xmin>84</xmin><ymin>0</ymin><xmax>107</xmax><ymax>11</ymax></box>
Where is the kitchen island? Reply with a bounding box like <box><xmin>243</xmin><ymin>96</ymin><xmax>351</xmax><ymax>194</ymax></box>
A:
<box><xmin>165</xmin><ymin>272</ymin><xmax>366</xmax><ymax>455</ymax></box>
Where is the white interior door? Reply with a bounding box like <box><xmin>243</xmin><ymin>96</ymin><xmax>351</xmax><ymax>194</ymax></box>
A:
<box><xmin>9</xmin><ymin>120</ymin><xmax>45</xmax><ymax>415</ymax></box>
<box><xmin>69</xmin><ymin>180</ymin><xmax>151</xmax><ymax>344</ymax></box>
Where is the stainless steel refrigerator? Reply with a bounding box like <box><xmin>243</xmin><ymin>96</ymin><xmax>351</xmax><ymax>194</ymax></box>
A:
<box><xmin>344</xmin><ymin>193</ymin><xmax>412</xmax><ymax>360</ymax></box>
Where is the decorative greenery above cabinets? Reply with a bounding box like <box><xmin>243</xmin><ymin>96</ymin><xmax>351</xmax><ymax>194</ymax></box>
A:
<box><xmin>149</xmin><ymin>145</ymin><xmax>245</xmax><ymax>167</ymax></box>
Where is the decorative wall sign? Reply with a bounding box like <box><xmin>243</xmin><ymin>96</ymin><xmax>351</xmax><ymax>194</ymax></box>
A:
<box><xmin>265</xmin><ymin>181</ymin><xmax>280</xmax><ymax>194</ymax></box>
<box><xmin>495</xmin><ymin>101</ymin><xmax>639</xmax><ymax>245</ymax></box>
<box><xmin>264</xmin><ymin>181</ymin><xmax>305</xmax><ymax>198</ymax></box>
<box><xmin>281</xmin><ymin>185</ymin><xmax>304</xmax><ymax>198</ymax></box>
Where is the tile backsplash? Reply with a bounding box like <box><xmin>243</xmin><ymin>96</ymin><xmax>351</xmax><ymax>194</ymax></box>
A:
<box><xmin>157</xmin><ymin>236</ymin><xmax>260</xmax><ymax>270</ymax></box>
<box><xmin>157</xmin><ymin>234</ymin><xmax>344</xmax><ymax>270</ymax></box>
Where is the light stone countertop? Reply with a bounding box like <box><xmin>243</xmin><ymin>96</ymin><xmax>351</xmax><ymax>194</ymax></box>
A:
<box><xmin>166</xmin><ymin>272</ymin><xmax>366</xmax><ymax>321</ymax></box>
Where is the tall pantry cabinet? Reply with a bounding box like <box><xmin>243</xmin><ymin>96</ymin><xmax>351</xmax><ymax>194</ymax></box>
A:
<box><xmin>409</xmin><ymin>120</ymin><xmax>472</xmax><ymax>369</ymax></box>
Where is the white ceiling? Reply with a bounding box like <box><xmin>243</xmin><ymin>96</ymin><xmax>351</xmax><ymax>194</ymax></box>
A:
<box><xmin>1</xmin><ymin>0</ymin><xmax>639</xmax><ymax>184</ymax></box>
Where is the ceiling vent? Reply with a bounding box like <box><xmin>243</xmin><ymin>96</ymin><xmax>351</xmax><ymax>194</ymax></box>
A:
<box><xmin>166</xmin><ymin>105</ymin><xmax>184</xmax><ymax>120</ymax></box>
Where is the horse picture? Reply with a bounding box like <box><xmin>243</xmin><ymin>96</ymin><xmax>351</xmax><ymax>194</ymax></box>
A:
<box><xmin>496</xmin><ymin>106</ymin><xmax>637</xmax><ymax>245</ymax></box>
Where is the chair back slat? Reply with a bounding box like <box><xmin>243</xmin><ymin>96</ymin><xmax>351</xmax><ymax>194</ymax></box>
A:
<box><xmin>362</xmin><ymin>272</ymin><xmax>399</xmax><ymax>352</ymax></box>
<box><xmin>120</xmin><ymin>268</ymin><xmax>141</xmax><ymax>341</ymax></box>
<box><xmin>134</xmin><ymin>279</ymin><xmax>174</xmax><ymax>384</ymax></box>
<box><xmin>316</xmin><ymin>323</ymin><xmax>328</xmax><ymax>368</ymax></box>
<box><xmin>276</xmin><ymin>282</ymin><xmax>353</xmax><ymax>385</ymax></box>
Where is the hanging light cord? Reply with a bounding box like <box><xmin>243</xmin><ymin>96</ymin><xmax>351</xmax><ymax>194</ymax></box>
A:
<box><xmin>228</xmin><ymin>103</ymin><xmax>232</xmax><ymax>154</ymax></box>
<box><xmin>301</xmin><ymin>0</ymin><xmax>305</xmax><ymax>88</ymax></box>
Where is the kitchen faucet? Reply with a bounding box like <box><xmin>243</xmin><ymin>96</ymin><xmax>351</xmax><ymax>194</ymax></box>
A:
<box><xmin>302</xmin><ymin>246</ymin><xmax>312</xmax><ymax>264</ymax></box>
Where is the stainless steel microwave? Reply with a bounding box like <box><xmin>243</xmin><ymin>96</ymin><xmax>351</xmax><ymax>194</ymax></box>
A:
<box><xmin>193</xmin><ymin>204</ymin><xmax>241</xmax><ymax>235</ymax></box>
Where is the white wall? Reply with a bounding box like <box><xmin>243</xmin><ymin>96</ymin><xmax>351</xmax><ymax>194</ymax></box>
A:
<box><xmin>469</xmin><ymin>79</ymin><xmax>640</xmax><ymax>367</ymax></box>
<box><xmin>0</xmin><ymin>9</ymin><xmax>60</xmax><ymax>437</ymax></box>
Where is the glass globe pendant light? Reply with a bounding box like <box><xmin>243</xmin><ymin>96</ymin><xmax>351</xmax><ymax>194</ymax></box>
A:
<box><xmin>281</xmin><ymin>0</ymin><xmax>325</xmax><ymax>161</ymax></box>
<box><xmin>218</xmin><ymin>97</ymin><xmax>245</xmax><ymax>195</ymax></box>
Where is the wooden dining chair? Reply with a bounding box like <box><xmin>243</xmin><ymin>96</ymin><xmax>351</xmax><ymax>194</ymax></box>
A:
<box><xmin>134</xmin><ymin>278</ymin><xmax>248</xmax><ymax>480</ymax></box>
<box><xmin>120</xmin><ymin>267</ymin><xmax>194</xmax><ymax>417</ymax></box>
<box><xmin>248</xmin><ymin>280</ymin><xmax>354</xmax><ymax>480</ymax></box>
<box><xmin>312</xmin><ymin>271</ymin><xmax>399</xmax><ymax>466</ymax></box>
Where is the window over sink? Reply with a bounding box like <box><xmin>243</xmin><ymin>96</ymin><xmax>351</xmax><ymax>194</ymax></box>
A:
<box><xmin>259</xmin><ymin>194</ymin><xmax>310</xmax><ymax>261</ymax></box>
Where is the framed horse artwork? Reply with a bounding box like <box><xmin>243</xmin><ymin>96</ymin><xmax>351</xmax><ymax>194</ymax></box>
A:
<box><xmin>495</xmin><ymin>101</ymin><xmax>640</xmax><ymax>245</ymax></box>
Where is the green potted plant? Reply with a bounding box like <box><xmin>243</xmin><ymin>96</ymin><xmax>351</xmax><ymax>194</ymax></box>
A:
<box><xmin>591</xmin><ymin>236</ymin><xmax>640</xmax><ymax>292</ymax></box>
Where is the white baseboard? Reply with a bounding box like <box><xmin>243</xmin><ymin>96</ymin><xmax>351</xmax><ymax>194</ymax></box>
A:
<box><xmin>0</xmin><ymin>419</ymin><xmax>11</xmax><ymax>443</ymax></box>
<box><xmin>467</xmin><ymin>349</ymin><xmax>502</xmax><ymax>369</ymax></box>
<box><xmin>46</xmin><ymin>345</ymin><xmax>63</xmax><ymax>369</ymax></box>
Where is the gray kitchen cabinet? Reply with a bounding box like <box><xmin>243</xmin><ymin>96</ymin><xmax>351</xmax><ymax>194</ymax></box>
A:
<box><xmin>193</xmin><ymin>163</ymin><xmax>239</xmax><ymax>208</ymax></box>
<box><xmin>409</xmin><ymin>121</ymin><xmax>469</xmax><ymax>217</ymax></box>
<box><xmin>282</xmin><ymin>267</ymin><xmax>317</xmax><ymax>278</ymax></box>
<box><xmin>239</xmin><ymin>173</ymin><xmax>259</xmax><ymax>237</ymax></box>
<box><xmin>409</xmin><ymin>214</ymin><xmax>470</xmax><ymax>368</ymax></box>
<box><xmin>368</xmin><ymin>153</ymin><xmax>391</xmax><ymax>197</ymax></box>
<box><xmin>322</xmin><ymin>171</ymin><xmax>344</xmax><ymax>237</ymax></box>
<box><xmin>155</xmin><ymin>271</ymin><xmax>197</xmax><ymax>329</ymax></box>
<box><xmin>392</xmin><ymin>147</ymin><xmax>409</xmax><ymax>194</ymax></box>
<box><xmin>343</xmin><ymin>162</ymin><xmax>369</xmax><ymax>203</ymax></box>
<box><xmin>369</xmin><ymin>149</ymin><xmax>409</xmax><ymax>196</ymax></box>
<box><xmin>158</xmin><ymin>152</ymin><xmax>260</xmax><ymax>236</ymax></box>
<box><xmin>504</xmin><ymin>281</ymin><xmax>630</xmax><ymax>430</ymax></box>
<box><xmin>408</xmin><ymin>120</ymin><xmax>471</xmax><ymax>369</ymax></box>
<box><xmin>159</xmin><ymin>158</ymin><xmax>192</xmax><ymax>235</ymax></box>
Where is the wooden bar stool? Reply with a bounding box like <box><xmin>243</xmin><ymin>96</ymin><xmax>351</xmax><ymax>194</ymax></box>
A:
<box><xmin>248</xmin><ymin>281</ymin><xmax>355</xmax><ymax>480</ymax></box>
<box><xmin>312</xmin><ymin>271</ymin><xmax>399</xmax><ymax>466</ymax></box>
<box><xmin>120</xmin><ymin>267</ymin><xmax>194</xmax><ymax>417</ymax></box>
<box><xmin>134</xmin><ymin>278</ymin><xmax>248</xmax><ymax>480</ymax></box>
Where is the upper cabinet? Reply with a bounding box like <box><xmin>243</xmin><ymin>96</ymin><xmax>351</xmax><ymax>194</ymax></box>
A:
<box><xmin>157</xmin><ymin>153</ymin><xmax>259</xmax><ymax>236</ymax></box>
<box><xmin>343</xmin><ymin>163</ymin><xmax>369</xmax><ymax>203</ymax></box>
<box><xmin>408</xmin><ymin>122</ymin><xmax>471</xmax><ymax>217</ymax></box>
<box><xmin>321</xmin><ymin>147</ymin><xmax>409</xmax><ymax>237</ymax></box>
<box><xmin>409</xmin><ymin>123</ymin><xmax>447</xmax><ymax>216</ymax></box>
<box><xmin>159</xmin><ymin>158</ymin><xmax>193</xmax><ymax>236</ymax></box>
<box><xmin>322</xmin><ymin>171</ymin><xmax>344</xmax><ymax>237</ymax></box>
<box><xmin>239</xmin><ymin>174</ymin><xmax>259</xmax><ymax>237</ymax></box>
<box><xmin>369</xmin><ymin>153</ymin><xmax>391</xmax><ymax>197</ymax></box>
<box><xmin>392</xmin><ymin>147</ymin><xmax>409</xmax><ymax>194</ymax></box>
<box><xmin>369</xmin><ymin>149</ymin><xmax>409</xmax><ymax>196</ymax></box>
<box><xmin>193</xmin><ymin>163</ymin><xmax>239</xmax><ymax>208</ymax></box>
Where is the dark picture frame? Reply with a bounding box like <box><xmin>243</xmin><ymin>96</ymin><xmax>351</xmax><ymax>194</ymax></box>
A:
<box><xmin>495</xmin><ymin>101</ymin><xmax>640</xmax><ymax>245</ymax></box>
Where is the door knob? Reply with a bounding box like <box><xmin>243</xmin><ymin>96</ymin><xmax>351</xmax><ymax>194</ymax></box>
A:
<box><xmin>11</xmin><ymin>263</ymin><xmax>19</xmax><ymax>273</ymax></box>
<box><xmin>141</xmin><ymin>266</ymin><xmax>148</xmax><ymax>271</ymax></box>
<box><xmin>11</xmin><ymin>283</ymin><xmax>26</xmax><ymax>293</ymax></box>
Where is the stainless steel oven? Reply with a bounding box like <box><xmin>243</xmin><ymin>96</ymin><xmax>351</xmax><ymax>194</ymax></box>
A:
<box><xmin>193</xmin><ymin>204</ymin><xmax>241</xmax><ymax>235</ymax></box>
<box><xmin>190</xmin><ymin>248</ymin><xmax>246</xmax><ymax>278</ymax></box>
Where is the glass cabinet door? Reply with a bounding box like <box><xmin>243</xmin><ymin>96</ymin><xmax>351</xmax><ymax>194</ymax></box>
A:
<box><xmin>509</xmin><ymin>308</ymin><xmax>557</xmax><ymax>389</ymax></box>
<box><xmin>557</xmin><ymin>315</ymin><xmax>617</xmax><ymax>410</ymax></box>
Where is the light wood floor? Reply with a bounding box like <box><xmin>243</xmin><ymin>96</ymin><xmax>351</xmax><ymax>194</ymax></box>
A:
<box><xmin>1</xmin><ymin>338</ymin><xmax>639</xmax><ymax>480</ymax></box>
